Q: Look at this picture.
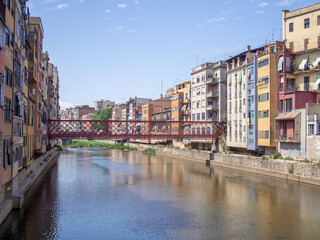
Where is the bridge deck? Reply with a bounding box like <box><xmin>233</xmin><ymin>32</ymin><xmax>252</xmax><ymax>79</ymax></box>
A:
<box><xmin>48</xmin><ymin>120</ymin><xmax>223</xmax><ymax>139</ymax></box>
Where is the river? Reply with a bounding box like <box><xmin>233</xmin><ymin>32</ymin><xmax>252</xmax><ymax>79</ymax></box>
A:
<box><xmin>0</xmin><ymin>148</ymin><xmax>320</xmax><ymax>240</ymax></box>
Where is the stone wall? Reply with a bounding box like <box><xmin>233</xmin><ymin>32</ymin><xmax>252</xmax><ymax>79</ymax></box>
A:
<box><xmin>213</xmin><ymin>153</ymin><xmax>320</xmax><ymax>185</ymax></box>
<box><xmin>306</xmin><ymin>135</ymin><xmax>320</xmax><ymax>161</ymax></box>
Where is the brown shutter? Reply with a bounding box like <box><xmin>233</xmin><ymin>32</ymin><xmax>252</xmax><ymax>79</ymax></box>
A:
<box><xmin>289</xmin><ymin>42</ymin><xmax>294</xmax><ymax>52</ymax></box>
<box><xmin>304</xmin><ymin>39</ymin><xmax>309</xmax><ymax>50</ymax></box>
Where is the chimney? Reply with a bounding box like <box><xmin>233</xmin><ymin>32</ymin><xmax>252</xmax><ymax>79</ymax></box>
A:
<box><xmin>247</xmin><ymin>45</ymin><xmax>251</xmax><ymax>52</ymax></box>
<box><xmin>160</xmin><ymin>94</ymin><xmax>163</xmax><ymax>98</ymax></box>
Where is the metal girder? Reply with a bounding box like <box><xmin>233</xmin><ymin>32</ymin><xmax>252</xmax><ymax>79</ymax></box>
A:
<box><xmin>48</xmin><ymin>120</ymin><xmax>223</xmax><ymax>139</ymax></box>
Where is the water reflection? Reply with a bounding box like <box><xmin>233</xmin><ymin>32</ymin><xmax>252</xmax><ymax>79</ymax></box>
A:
<box><xmin>0</xmin><ymin>149</ymin><xmax>319</xmax><ymax>239</ymax></box>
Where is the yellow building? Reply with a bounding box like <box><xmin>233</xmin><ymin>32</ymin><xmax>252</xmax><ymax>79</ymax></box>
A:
<box><xmin>257</xmin><ymin>45</ymin><xmax>279</xmax><ymax>153</ymax></box>
<box><xmin>173</xmin><ymin>80</ymin><xmax>191</xmax><ymax>121</ymax></box>
<box><xmin>171</xmin><ymin>92</ymin><xmax>184</xmax><ymax>121</ymax></box>
<box><xmin>282</xmin><ymin>3</ymin><xmax>320</xmax><ymax>53</ymax></box>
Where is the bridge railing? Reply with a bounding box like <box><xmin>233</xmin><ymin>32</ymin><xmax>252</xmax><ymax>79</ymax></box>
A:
<box><xmin>48</xmin><ymin>120</ymin><xmax>223</xmax><ymax>139</ymax></box>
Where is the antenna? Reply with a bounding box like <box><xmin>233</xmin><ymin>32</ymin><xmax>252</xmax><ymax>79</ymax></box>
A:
<box><xmin>272</xmin><ymin>28</ymin><xmax>275</xmax><ymax>41</ymax></box>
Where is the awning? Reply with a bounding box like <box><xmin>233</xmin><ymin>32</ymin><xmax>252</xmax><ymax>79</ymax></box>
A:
<box><xmin>313</xmin><ymin>54</ymin><xmax>320</xmax><ymax>67</ymax></box>
<box><xmin>313</xmin><ymin>75</ymin><xmax>320</xmax><ymax>90</ymax></box>
<box><xmin>299</xmin><ymin>56</ymin><xmax>309</xmax><ymax>70</ymax></box>
<box><xmin>278</xmin><ymin>56</ymin><xmax>283</xmax><ymax>71</ymax></box>
<box><xmin>275</xmin><ymin>112</ymin><xmax>300</xmax><ymax>120</ymax></box>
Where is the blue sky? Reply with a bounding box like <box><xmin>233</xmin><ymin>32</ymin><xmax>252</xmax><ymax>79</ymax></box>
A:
<box><xmin>28</xmin><ymin>0</ymin><xmax>319</xmax><ymax>109</ymax></box>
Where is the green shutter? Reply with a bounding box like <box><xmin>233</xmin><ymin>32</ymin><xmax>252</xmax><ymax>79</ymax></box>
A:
<box><xmin>239</xmin><ymin>71</ymin><xmax>242</xmax><ymax>83</ymax></box>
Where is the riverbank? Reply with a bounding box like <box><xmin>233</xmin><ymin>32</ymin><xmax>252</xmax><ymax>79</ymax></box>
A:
<box><xmin>0</xmin><ymin>147</ymin><xmax>60</xmax><ymax>225</ymax></box>
<box><xmin>121</xmin><ymin>142</ymin><xmax>320</xmax><ymax>186</ymax></box>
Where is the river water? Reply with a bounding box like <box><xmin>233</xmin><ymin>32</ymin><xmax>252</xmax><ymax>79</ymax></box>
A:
<box><xmin>0</xmin><ymin>148</ymin><xmax>320</xmax><ymax>240</ymax></box>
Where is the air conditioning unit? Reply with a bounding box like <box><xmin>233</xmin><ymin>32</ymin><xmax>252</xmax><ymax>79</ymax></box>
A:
<box><xmin>32</xmin><ymin>88</ymin><xmax>36</xmax><ymax>95</ymax></box>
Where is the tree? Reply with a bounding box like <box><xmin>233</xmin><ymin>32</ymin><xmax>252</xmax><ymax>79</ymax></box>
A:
<box><xmin>92</xmin><ymin>107</ymin><xmax>113</xmax><ymax>120</ymax></box>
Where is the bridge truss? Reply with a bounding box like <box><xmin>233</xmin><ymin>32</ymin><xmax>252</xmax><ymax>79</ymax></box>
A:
<box><xmin>48</xmin><ymin>120</ymin><xmax>223</xmax><ymax>139</ymax></box>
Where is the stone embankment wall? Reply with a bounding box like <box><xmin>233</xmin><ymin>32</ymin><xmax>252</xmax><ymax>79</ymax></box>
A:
<box><xmin>213</xmin><ymin>153</ymin><xmax>320</xmax><ymax>185</ymax></box>
<box><xmin>0</xmin><ymin>147</ymin><xmax>60</xmax><ymax>225</ymax></box>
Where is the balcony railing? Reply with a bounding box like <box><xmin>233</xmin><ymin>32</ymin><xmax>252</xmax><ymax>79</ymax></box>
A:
<box><xmin>276</xmin><ymin>133</ymin><xmax>300</xmax><ymax>143</ymax></box>
<box><xmin>207</xmin><ymin>91</ymin><xmax>219</xmax><ymax>98</ymax></box>
<box><xmin>207</xmin><ymin>78</ymin><xmax>219</xmax><ymax>84</ymax></box>
<box><xmin>207</xmin><ymin>105</ymin><xmax>219</xmax><ymax>111</ymax></box>
<box><xmin>285</xmin><ymin>85</ymin><xmax>298</xmax><ymax>92</ymax></box>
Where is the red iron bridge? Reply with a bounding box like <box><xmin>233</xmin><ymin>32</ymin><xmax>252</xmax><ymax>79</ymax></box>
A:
<box><xmin>48</xmin><ymin>120</ymin><xmax>223</xmax><ymax>139</ymax></box>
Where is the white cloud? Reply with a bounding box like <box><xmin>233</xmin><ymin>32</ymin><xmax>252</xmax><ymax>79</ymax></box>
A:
<box><xmin>235</xmin><ymin>16</ymin><xmax>244</xmax><ymax>21</ymax></box>
<box><xmin>197</xmin><ymin>24</ymin><xmax>203</xmax><ymax>28</ymax></box>
<box><xmin>255</xmin><ymin>10</ymin><xmax>265</xmax><ymax>14</ymax></box>
<box><xmin>118</xmin><ymin>3</ymin><xmax>128</xmax><ymax>8</ymax></box>
<box><xmin>57</xmin><ymin>3</ymin><xmax>68</xmax><ymax>9</ymax></box>
<box><xmin>276</xmin><ymin>0</ymin><xmax>294</xmax><ymax>6</ymax></box>
<box><xmin>47</xmin><ymin>3</ymin><xmax>69</xmax><ymax>10</ymax></box>
<box><xmin>105</xmin><ymin>9</ymin><xmax>111</xmax><ymax>13</ymax></box>
<box><xmin>59</xmin><ymin>100</ymin><xmax>74</xmax><ymax>110</ymax></box>
<box><xmin>258</xmin><ymin>2</ymin><xmax>269</xmax><ymax>7</ymax></box>
<box><xmin>115</xmin><ymin>26</ymin><xmax>123</xmax><ymax>30</ymax></box>
<box><xmin>128</xmin><ymin>29</ymin><xmax>136</xmax><ymax>33</ymax></box>
<box><xmin>134</xmin><ymin>1</ymin><xmax>139</xmax><ymax>4</ymax></box>
<box><xmin>206</xmin><ymin>17</ymin><xmax>226</xmax><ymax>23</ymax></box>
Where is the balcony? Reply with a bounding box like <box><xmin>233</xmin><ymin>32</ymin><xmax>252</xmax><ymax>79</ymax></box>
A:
<box><xmin>207</xmin><ymin>78</ymin><xmax>219</xmax><ymax>84</ymax></box>
<box><xmin>276</xmin><ymin>133</ymin><xmax>300</xmax><ymax>143</ymax></box>
<box><xmin>285</xmin><ymin>85</ymin><xmax>299</xmax><ymax>92</ymax></box>
<box><xmin>207</xmin><ymin>105</ymin><xmax>219</xmax><ymax>111</ymax></box>
<box><xmin>207</xmin><ymin>91</ymin><xmax>219</xmax><ymax>98</ymax></box>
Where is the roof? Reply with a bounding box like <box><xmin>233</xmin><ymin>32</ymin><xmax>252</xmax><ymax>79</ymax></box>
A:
<box><xmin>275</xmin><ymin>112</ymin><xmax>300</xmax><ymax>120</ymax></box>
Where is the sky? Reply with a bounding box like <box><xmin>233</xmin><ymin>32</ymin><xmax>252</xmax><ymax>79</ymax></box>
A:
<box><xmin>28</xmin><ymin>0</ymin><xmax>319</xmax><ymax>109</ymax></box>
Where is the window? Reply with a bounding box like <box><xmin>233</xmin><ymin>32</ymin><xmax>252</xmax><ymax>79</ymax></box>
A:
<box><xmin>197</xmin><ymin>76</ymin><xmax>200</xmax><ymax>83</ymax></box>
<box><xmin>202</xmin><ymin>113</ymin><xmax>205</xmax><ymax>120</ymax></box>
<box><xmin>278</xmin><ymin>57</ymin><xmax>283</xmax><ymax>71</ymax></box>
<box><xmin>285</xmin><ymin>98</ymin><xmax>292</xmax><ymax>112</ymax></box>
<box><xmin>259</xmin><ymin>131</ymin><xmax>269</xmax><ymax>139</ymax></box>
<box><xmin>192</xmin><ymin>114</ymin><xmax>195</xmax><ymax>121</ymax></box>
<box><xmin>235</xmin><ymin>86</ymin><xmax>237</xmax><ymax>98</ymax></box>
<box><xmin>10</xmin><ymin>31</ymin><xmax>13</xmax><ymax>46</ymax></box>
<box><xmin>243</xmin><ymin>69</ymin><xmax>245</xmax><ymax>75</ymax></box>
<box><xmin>197</xmin><ymin>100</ymin><xmax>200</xmax><ymax>108</ymax></box>
<box><xmin>258</xmin><ymin>93</ymin><xmax>269</xmax><ymax>102</ymax></box>
<box><xmin>4</xmin><ymin>98</ymin><xmax>11</xmax><ymax>123</ymax></box>
<box><xmin>258</xmin><ymin>58</ymin><xmax>269</xmax><ymax>68</ymax></box>
<box><xmin>201</xmin><ymin>99</ymin><xmax>205</xmax><ymax>107</ymax></box>
<box><xmin>318</xmin><ymin>16</ymin><xmax>320</xmax><ymax>25</ymax></box>
<box><xmin>3</xmin><ymin>138</ymin><xmax>11</xmax><ymax>169</ymax></box>
<box><xmin>229</xmin><ymin>87</ymin><xmax>231</xmax><ymax>100</ymax></box>
<box><xmin>304</xmin><ymin>18</ymin><xmax>310</xmax><ymax>28</ymax></box>
<box><xmin>6</xmin><ymin>0</ymin><xmax>10</xmax><ymax>9</ymax></box>
<box><xmin>192</xmin><ymin>102</ymin><xmax>195</xmax><ymax>109</ymax></box>
<box><xmin>243</xmin><ymin>126</ymin><xmax>246</xmax><ymax>132</ymax></box>
<box><xmin>192</xmin><ymin>89</ymin><xmax>195</xmax><ymax>97</ymax></box>
<box><xmin>243</xmin><ymin>84</ymin><xmax>245</xmax><ymax>90</ymax></box>
<box><xmin>197</xmin><ymin>113</ymin><xmax>200</xmax><ymax>120</ymax></box>
<box><xmin>5</xmin><ymin>28</ymin><xmax>9</xmax><ymax>46</ymax></box>
<box><xmin>14</xmin><ymin>95</ymin><xmax>21</xmax><ymax>117</ymax></box>
<box><xmin>202</xmin><ymin>87</ymin><xmax>205</xmax><ymax>94</ymax></box>
<box><xmin>197</xmin><ymin>88</ymin><xmax>200</xmax><ymax>95</ymax></box>
<box><xmin>0</xmin><ymin>83</ymin><xmax>3</xmax><ymax>107</ymax></box>
<box><xmin>304</xmin><ymin>76</ymin><xmax>310</xmax><ymax>91</ymax></box>
<box><xmin>286</xmin><ymin>57</ymin><xmax>291</xmax><ymax>72</ymax></box>
<box><xmin>229</xmin><ymin>101</ymin><xmax>232</xmax><ymax>113</ymax></box>
<box><xmin>258</xmin><ymin>76</ymin><xmax>269</xmax><ymax>85</ymax></box>
<box><xmin>202</xmin><ymin>74</ymin><xmax>205</xmax><ymax>82</ymax></box>
<box><xmin>308</xmin><ymin>124</ymin><xmax>314</xmax><ymax>135</ymax></box>
<box><xmin>289</xmin><ymin>22</ymin><xmax>294</xmax><ymax>32</ymax></box>
<box><xmin>280</xmin><ymin>100</ymin><xmax>284</xmax><ymax>113</ymax></box>
<box><xmin>192</xmin><ymin>78</ymin><xmax>195</xmax><ymax>84</ymax></box>
<box><xmin>258</xmin><ymin>110</ymin><xmax>269</xmax><ymax>118</ymax></box>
